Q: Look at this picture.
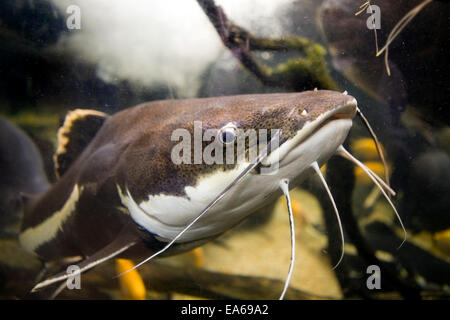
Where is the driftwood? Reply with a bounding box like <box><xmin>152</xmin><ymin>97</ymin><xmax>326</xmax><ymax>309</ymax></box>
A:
<box><xmin>56</xmin><ymin>261</ymin><xmax>334</xmax><ymax>300</ymax></box>
<box><xmin>196</xmin><ymin>0</ymin><xmax>337</xmax><ymax>91</ymax></box>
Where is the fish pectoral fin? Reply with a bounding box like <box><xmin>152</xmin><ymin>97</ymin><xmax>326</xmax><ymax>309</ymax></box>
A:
<box><xmin>31</xmin><ymin>225</ymin><xmax>141</xmax><ymax>294</ymax></box>
<box><xmin>54</xmin><ymin>109</ymin><xmax>109</xmax><ymax>179</ymax></box>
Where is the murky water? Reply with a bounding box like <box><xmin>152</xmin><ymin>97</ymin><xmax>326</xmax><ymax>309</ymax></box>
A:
<box><xmin>0</xmin><ymin>0</ymin><xmax>449</xmax><ymax>300</ymax></box>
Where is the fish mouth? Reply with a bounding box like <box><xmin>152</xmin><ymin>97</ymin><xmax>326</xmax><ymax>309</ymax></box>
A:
<box><xmin>261</xmin><ymin>98</ymin><xmax>357</xmax><ymax>169</ymax></box>
<box><xmin>306</xmin><ymin>101</ymin><xmax>357</xmax><ymax>137</ymax></box>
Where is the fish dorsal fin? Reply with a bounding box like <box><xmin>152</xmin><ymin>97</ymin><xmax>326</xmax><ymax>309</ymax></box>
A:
<box><xmin>54</xmin><ymin>109</ymin><xmax>108</xmax><ymax>179</ymax></box>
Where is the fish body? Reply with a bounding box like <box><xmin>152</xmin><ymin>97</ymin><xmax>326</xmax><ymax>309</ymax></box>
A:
<box><xmin>8</xmin><ymin>90</ymin><xmax>357</xmax><ymax>288</ymax></box>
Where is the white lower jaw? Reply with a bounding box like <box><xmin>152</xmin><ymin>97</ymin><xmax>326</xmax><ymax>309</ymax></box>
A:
<box><xmin>275</xmin><ymin>118</ymin><xmax>353</xmax><ymax>175</ymax></box>
<box><xmin>119</xmin><ymin>119</ymin><xmax>353</xmax><ymax>244</ymax></box>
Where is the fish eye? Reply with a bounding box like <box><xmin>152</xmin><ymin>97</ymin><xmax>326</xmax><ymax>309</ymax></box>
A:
<box><xmin>218</xmin><ymin>125</ymin><xmax>237</xmax><ymax>144</ymax></box>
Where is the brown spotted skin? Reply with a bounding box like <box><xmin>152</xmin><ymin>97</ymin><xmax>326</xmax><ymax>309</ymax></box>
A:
<box><xmin>21</xmin><ymin>90</ymin><xmax>356</xmax><ymax>261</ymax></box>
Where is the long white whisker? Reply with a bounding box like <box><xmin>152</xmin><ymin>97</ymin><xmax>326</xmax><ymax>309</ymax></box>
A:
<box><xmin>376</xmin><ymin>0</ymin><xmax>432</xmax><ymax>75</ymax></box>
<box><xmin>116</xmin><ymin>130</ymin><xmax>282</xmax><ymax>278</ymax></box>
<box><xmin>356</xmin><ymin>107</ymin><xmax>391</xmax><ymax>190</ymax></box>
<box><xmin>355</xmin><ymin>1</ymin><xmax>370</xmax><ymax>16</ymax></box>
<box><xmin>342</xmin><ymin>143</ymin><xmax>395</xmax><ymax>197</ymax></box>
<box><xmin>32</xmin><ymin>240</ymin><xmax>135</xmax><ymax>292</ymax></box>
<box><xmin>337</xmin><ymin>146</ymin><xmax>407</xmax><ymax>249</ymax></box>
<box><xmin>311</xmin><ymin>161</ymin><xmax>345</xmax><ymax>270</ymax></box>
<box><xmin>279</xmin><ymin>179</ymin><xmax>296</xmax><ymax>300</ymax></box>
<box><xmin>377</xmin><ymin>0</ymin><xmax>430</xmax><ymax>56</ymax></box>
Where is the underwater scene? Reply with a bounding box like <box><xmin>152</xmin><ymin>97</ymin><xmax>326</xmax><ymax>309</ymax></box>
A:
<box><xmin>0</xmin><ymin>0</ymin><xmax>449</xmax><ymax>301</ymax></box>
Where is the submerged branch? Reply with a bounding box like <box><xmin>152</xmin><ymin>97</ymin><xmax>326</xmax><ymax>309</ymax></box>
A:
<box><xmin>56</xmin><ymin>261</ymin><xmax>334</xmax><ymax>300</ymax></box>
<box><xmin>139</xmin><ymin>262</ymin><xmax>332</xmax><ymax>300</ymax></box>
<box><xmin>196</xmin><ymin>0</ymin><xmax>337</xmax><ymax>91</ymax></box>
